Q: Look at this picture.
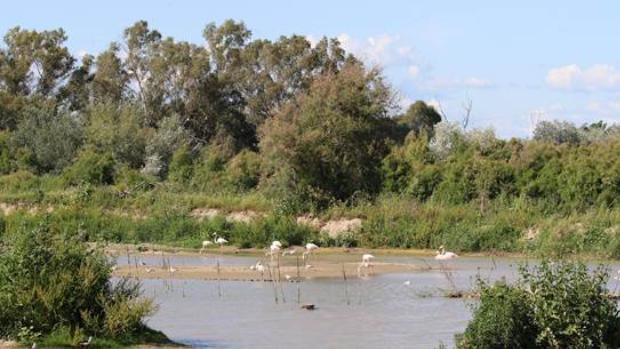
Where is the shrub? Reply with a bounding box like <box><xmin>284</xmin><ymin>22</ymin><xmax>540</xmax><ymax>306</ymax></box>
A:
<box><xmin>0</xmin><ymin>224</ymin><xmax>155</xmax><ymax>340</ymax></box>
<box><xmin>458</xmin><ymin>261</ymin><xmax>620</xmax><ymax>349</ymax></box>
<box><xmin>63</xmin><ymin>149</ymin><xmax>116</xmax><ymax>186</ymax></box>
<box><xmin>11</xmin><ymin>106</ymin><xmax>84</xmax><ymax>173</ymax></box>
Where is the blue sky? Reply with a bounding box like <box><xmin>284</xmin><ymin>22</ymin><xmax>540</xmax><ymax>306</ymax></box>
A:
<box><xmin>3</xmin><ymin>0</ymin><xmax>620</xmax><ymax>138</ymax></box>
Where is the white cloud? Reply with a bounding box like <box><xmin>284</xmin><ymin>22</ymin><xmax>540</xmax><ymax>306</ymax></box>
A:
<box><xmin>336</xmin><ymin>33</ymin><xmax>417</xmax><ymax>68</ymax></box>
<box><xmin>407</xmin><ymin>65</ymin><xmax>420</xmax><ymax>78</ymax></box>
<box><xmin>546</xmin><ymin>64</ymin><xmax>620</xmax><ymax>90</ymax></box>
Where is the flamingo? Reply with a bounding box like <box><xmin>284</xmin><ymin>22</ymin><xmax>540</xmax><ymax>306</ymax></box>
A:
<box><xmin>268</xmin><ymin>243</ymin><xmax>281</xmax><ymax>263</ymax></box>
<box><xmin>271</xmin><ymin>240</ymin><xmax>282</xmax><ymax>248</ymax></box>
<box><xmin>282</xmin><ymin>248</ymin><xmax>297</xmax><ymax>256</ymax></box>
<box><xmin>252</xmin><ymin>261</ymin><xmax>266</xmax><ymax>280</ymax></box>
<box><xmin>215</xmin><ymin>237</ymin><xmax>228</xmax><ymax>246</ymax></box>
<box><xmin>303</xmin><ymin>242</ymin><xmax>319</xmax><ymax>265</ymax></box>
<box><xmin>200</xmin><ymin>240</ymin><xmax>213</xmax><ymax>253</ymax></box>
<box><xmin>358</xmin><ymin>254</ymin><xmax>375</xmax><ymax>277</ymax></box>
<box><xmin>435</xmin><ymin>245</ymin><xmax>458</xmax><ymax>260</ymax></box>
<box><xmin>361</xmin><ymin>254</ymin><xmax>375</xmax><ymax>267</ymax></box>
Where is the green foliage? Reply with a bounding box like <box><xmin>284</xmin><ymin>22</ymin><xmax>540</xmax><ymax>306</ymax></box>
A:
<box><xmin>63</xmin><ymin>149</ymin><xmax>116</xmax><ymax>186</ymax></box>
<box><xmin>396</xmin><ymin>100</ymin><xmax>442</xmax><ymax>137</ymax></box>
<box><xmin>260</xmin><ymin>63</ymin><xmax>394</xmax><ymax>206</ymax></box>
<box><xmin>167</xmin><ymin>144</ymin><xmax>194</xmax><ymax>183</ymax></box>
<box><xmin>12</xmin><ymin>106</ymin><xmax>84</xmax><ymax>173</ymax></box>
<box><xmin>225</xmin><ymin>149</ymin><xmax>261</xmax><ymax>192</ymax></box>
<box><xmin>0</xmin><ymin>223</ymin><xmax>155</xmax><ymax>340</ymax></box>
<box><xmin>458</xmin><ymin>261</ymin><xmax>620</xmax><ymax>349</ymax></box>
<box><xmin>85</xmin><ymin>103</ymin><xmax>146</xmax><ymax>169</ymax></box>
<box><xmin>459</xmin><ymin>282</ymin><xmax>539</xmax><ymax>349</ymax></box>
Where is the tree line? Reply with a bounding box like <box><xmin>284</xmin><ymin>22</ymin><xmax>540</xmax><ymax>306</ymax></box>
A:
<box><xmin>1</xmin><ymin>20</ymin><xmax>620</xmax><ymax>214</ymax></box>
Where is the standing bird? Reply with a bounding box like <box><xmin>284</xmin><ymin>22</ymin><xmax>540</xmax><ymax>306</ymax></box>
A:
<box><xmin>268</xmin><ymin>243</ymin><xmax>281</xmax><ymax>263</ymax></box>
<box><xmin>271</xmin><ymin>240</ymin><xmax>283</xmax><ymax>248</ymax></box>
<box><xmin>361</xmin><ymin>254</ymin><xmax>375</xmax><ymax>267</ymax></box>
<box><xmin>215</xmin><ymin>237</ymin><xmax>228</xmax><ymax>246</ymax></box>
<box><xmin>282</xmin><ymin>248</ymin><xmax>297</xmax><ymax>256</ymax></box>
<box><xmin>358</xmin><ymin>254</ymin><xmax>375</xmax><ymax>277</ymax></box>
<box><xmin>434</xmin><ymin>245</ymin><xmax>458</xmax><ymax>260</ymax></box>
<box><xmin>303</xmin><ymin>243</ymin><xmax>319</xmax><ymax>266</ymax></box>
<box><xmin>200</xmin><ymin>240</ymin><xmax>213</xmax><ymax>254</ymax></box>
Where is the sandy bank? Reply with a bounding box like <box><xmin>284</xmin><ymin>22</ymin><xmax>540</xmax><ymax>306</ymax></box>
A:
<box><xmin>113</xmin><ymin>260</ymin><xmax>436</xmax><ymax>281</ymax></box>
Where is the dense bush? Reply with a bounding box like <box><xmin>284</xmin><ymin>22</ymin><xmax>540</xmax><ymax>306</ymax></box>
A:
<box><xmin>63</xmin><ymin>149</ymin><xmax>116</xmax><ymax>186</ymax></box>
<box><xmin>458</xmin><ymin>261</ymin><xmax>620</xmax><ymax>349</ymax></box>
<box><xmin>0</xmin><ymin>224</ymin><xmax>155</xmax><ymax>341</ymax></box>
<box><xmin>11</xmin><ymin>107</ymin><xmax>84</xmax><ymax>173</ymax></box>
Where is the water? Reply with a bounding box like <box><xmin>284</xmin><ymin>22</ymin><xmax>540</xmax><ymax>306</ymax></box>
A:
<box><xmin>120</xmin><ymin>254</ymin><xmax>620</xmax><ymax>348</ymax></box>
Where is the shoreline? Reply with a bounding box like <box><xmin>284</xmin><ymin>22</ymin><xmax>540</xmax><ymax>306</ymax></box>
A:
<box><xmin>112</xmin><ymin>261</ymin><xmax>437</xmax><ymax>281</ymax></box>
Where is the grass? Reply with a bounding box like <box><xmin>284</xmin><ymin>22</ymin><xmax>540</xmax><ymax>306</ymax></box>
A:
<box><xmin>1</xmin><ymin>181</ymin><xmax>620</xmax><ymax>259</ymax></box>
<box><xmin>34</xmin><ymin>326</ymin><xmax>175</xmax><ymax>349</ymax></box>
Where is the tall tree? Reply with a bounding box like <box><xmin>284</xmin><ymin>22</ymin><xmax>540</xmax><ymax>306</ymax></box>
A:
<box><xmin>260</xmin><ymin>62</ymin><xmax>395</xmax><ymax>204</ymax></box>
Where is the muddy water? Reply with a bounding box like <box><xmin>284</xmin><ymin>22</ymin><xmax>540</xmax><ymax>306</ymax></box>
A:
<box><xmin>119</xmin><ymin>254</ymin><xmax>539</xmax><ymax>349</ymax></box>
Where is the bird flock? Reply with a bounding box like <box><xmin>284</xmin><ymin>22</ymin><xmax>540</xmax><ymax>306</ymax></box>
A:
<box><xmin>132</xmin><ymin>233</ymin><xmax>460</xmax><ymax>285</ymax></box>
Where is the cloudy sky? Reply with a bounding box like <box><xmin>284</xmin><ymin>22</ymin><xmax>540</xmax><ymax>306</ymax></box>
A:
<box><xmin>3</xmin><ymin>0</ymin><xmax>620</xmax><ymax>138</ymax></box>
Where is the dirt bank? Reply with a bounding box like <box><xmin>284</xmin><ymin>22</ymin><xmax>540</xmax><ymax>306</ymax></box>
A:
<box><xmin>112</xmin><ymin>259</ymin><xmax>437</xmax><ymax>281</ymax></box>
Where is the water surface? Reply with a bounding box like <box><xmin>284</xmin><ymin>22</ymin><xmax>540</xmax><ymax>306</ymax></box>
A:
<box><xmin>131</xmin><ymin>254</ymin><xmax>533</xmax><ymax>348</ymax></box>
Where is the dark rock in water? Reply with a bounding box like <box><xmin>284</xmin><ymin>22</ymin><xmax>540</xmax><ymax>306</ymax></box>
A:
<box><xmin>301</xmin><ymin>304</ymin><xmax>316</xmax><ymax>310</ymax></box>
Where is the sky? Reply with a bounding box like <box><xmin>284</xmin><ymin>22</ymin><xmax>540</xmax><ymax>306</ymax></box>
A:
<box><xmin>2</xmin><ymin>0</ymin><xmax>620</xmax><ymax>138</ymax></box>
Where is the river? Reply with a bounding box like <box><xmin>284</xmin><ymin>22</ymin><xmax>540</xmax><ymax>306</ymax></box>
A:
<box><xmin>116</xmin><ymin>254</ymin><xmax>618</xmax><ymax>349</ymax></box>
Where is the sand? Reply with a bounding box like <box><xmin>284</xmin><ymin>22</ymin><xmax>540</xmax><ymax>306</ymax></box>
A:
<box><xmin>112</xmin><ymin>259</ymin><xmax>437</xmax><ymax>281</ymax></box>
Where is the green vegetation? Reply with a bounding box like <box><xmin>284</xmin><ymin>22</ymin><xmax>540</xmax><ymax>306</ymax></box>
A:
<box><xmin>0</xmin><ymin>20</ymin><xmax>620</xmax><ymax>258</ymax></box>
<box><xmin>0</xmin><ymin>223</ymin><xmax>167</xmax><ymax>347</ymax></box>
<box><xmin>458</xmin><ymin>261</ymin><xmax>620</xmax><ymax>349</ymax></box>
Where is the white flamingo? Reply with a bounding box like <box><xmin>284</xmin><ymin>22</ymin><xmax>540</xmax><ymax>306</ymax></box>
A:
<box><xmin>252</xmin><ymin>261</ymin><xmax>266</xmax><ymax>280</ymax></box>
<box><xmin>361</xmin><ymin>254</ymin><xmax>375</xmax><ymax>267</ymax></box>
<box><xmin>303</xmin><ymin>243</ymin><xmax>319</xmax><ymax>265</ymax></box>
<box><xmin>271</xmin><ymin>240</ymin><xmax>283</xmax><ymax>248</ymax></box>
<box><xmin>200</xmin><ymin>240</ymin><xmax>213</xmax><ymax>253</ymax></box>
<box><xmin>358</xmin><ymin>254</ymin><xmax>375</xmax><ymax>277</ymax></box>
<box><xmin>215</xmin><ymin>237</ymin><xmax>228</xmax><ymax>246</ymax></box>
<box><xmin>268</xmin><ymin>243</ymin><xmax>281</xmax><ymax>263</ymax></box>
<box><xmin>434</xmin><ymin>245</ymin><xmax>458</xmax><ymax>260</ymax></box>
<box><xmin>282</xmin><ymin>248</ymin><xmax>298</xmax><ymax>256</ymax></box>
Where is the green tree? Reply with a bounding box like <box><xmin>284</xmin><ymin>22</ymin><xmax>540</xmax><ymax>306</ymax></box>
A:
<box><xmin>396</xmin><ymin>101</ymin><xmax>442</xmax><ymax>137</ymax></box>
<box><xmin>12</xmin><ymin>106</ymin><xmax>83</xmax><ymax>173</ymax></box>
<box><xmin>260</xmin><ymin>62</ymin><xmax>395</xmax><ymax>205</ymax></box>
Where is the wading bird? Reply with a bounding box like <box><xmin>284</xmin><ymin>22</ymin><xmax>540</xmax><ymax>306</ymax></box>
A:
<box><xmin>282</xmin><ymin>248</ymin><xmax>297</xmax><ymax>256</ymax></box>
<box><xmin>200</xmin><ymin>240</ymin><xmax>213</xmax><ymax>253</ymax></box>
<box><xmin>361</xmin><ymin>254</ymin><xmax>375</xmax><ymax>267</ymax></box>
<box><xmin>267</xmin><ymin>243</ymin><xmax>281</xmax><ymax>263</ymax></box>
<box><xmin>358</xmin><ymin>254</ymin><xmax>375</xmax><ymax>277</ymax></box>
<box><xmin>434</xmin><ymin>245</ymin><xmax>458</xmax><ymax>260</ymax></box>
<box><xmin>303</xmin><ymin>243</ymin><xmax>319</xmax><ymax>265</ymax></box>
<box><xmin>271</xmin><ymin>240</ymin><xmax>282</xmax><ymax>248</ymax></box>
